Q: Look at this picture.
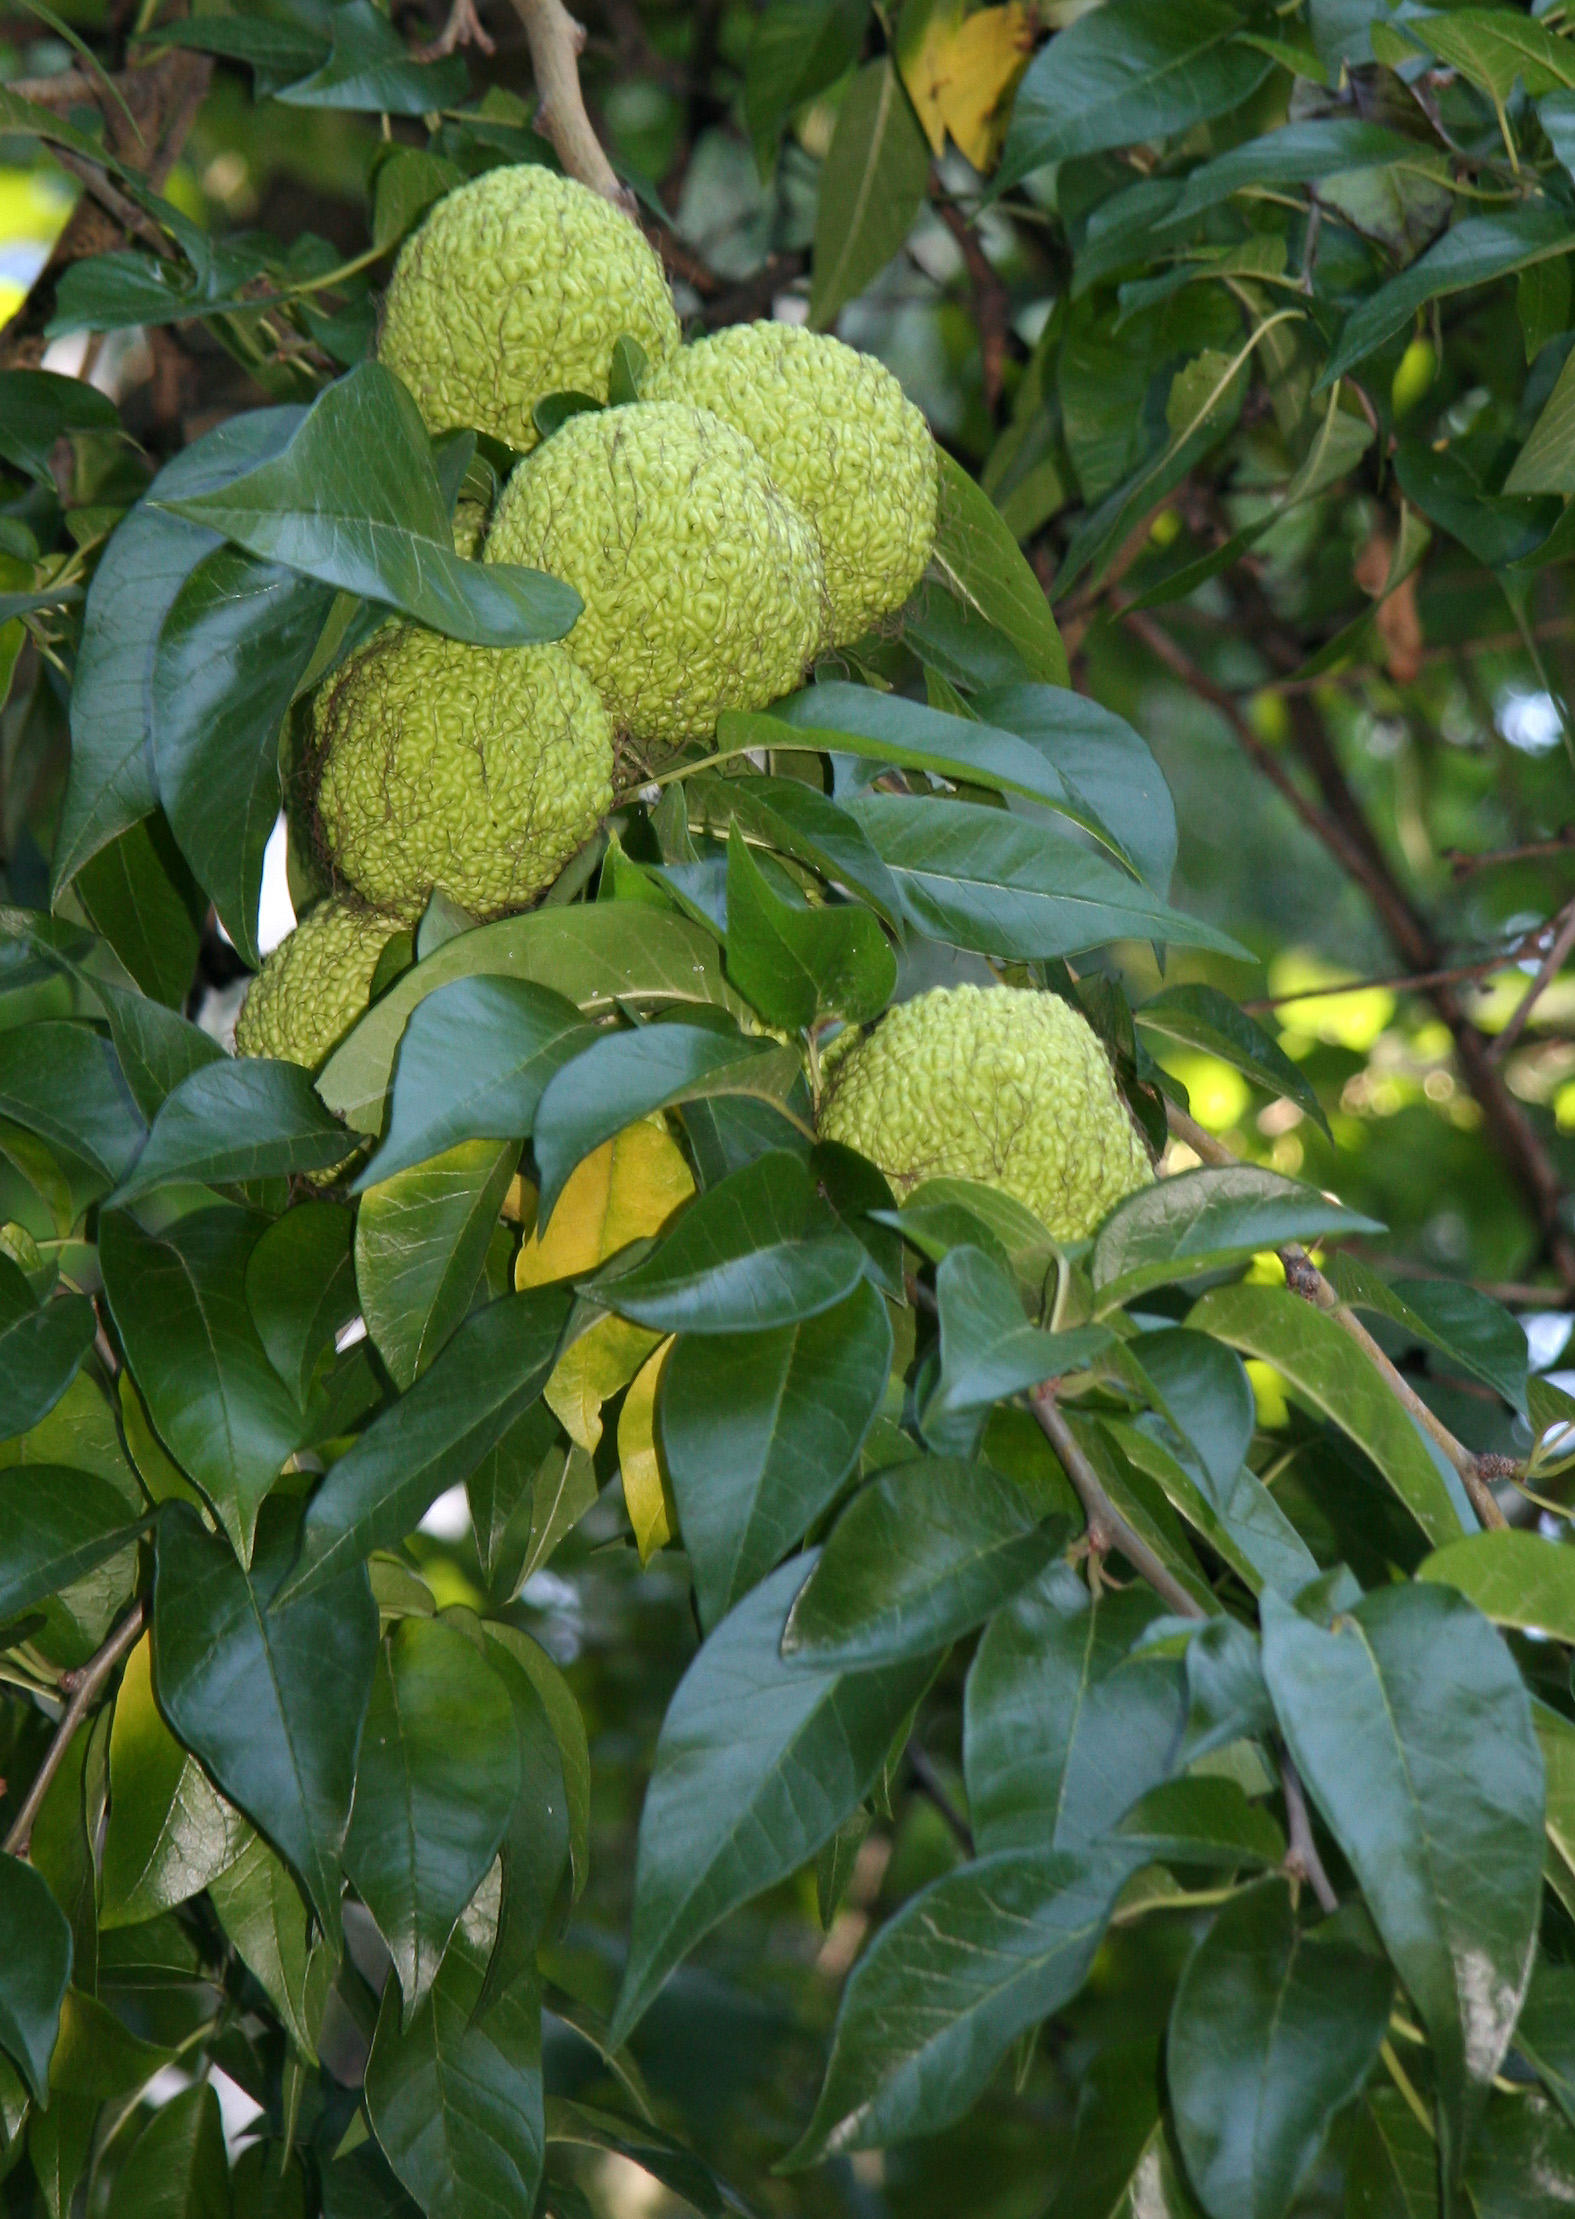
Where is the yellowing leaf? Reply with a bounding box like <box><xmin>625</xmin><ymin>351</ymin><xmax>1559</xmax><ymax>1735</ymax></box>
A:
<box><xmin>515</xmin><ymin>1120</ymin><xmax>693</xmax><ymax>1289</ymax></box>
<box><xmin>619</xmin><ymin>1337</ymin><xmax>676</xmax><ymax>1562</ymax></box>
<box><xmin>546</xmin><ymin>1312</ymin><xmax>662</xmax><ymax>1453</ymax></box>
<box><xmin>898</xmin><ymin>0</ymin><xmax>1035</xmax><ymax>170</ymax></box>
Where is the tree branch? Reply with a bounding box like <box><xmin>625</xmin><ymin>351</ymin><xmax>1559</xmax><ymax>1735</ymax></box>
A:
<box><xmin>1166</xmin><ymin>1103</ymin><xmax>1509</xmax><ymax>1529</ymax></box>
<box><xmin>906</xmin><ymin>1740</ymin><xmax>974</xmax><ymax>1857</ymax></box>
<box><xmin>1280</xmin><ymin>1751</ymin><xmax>1339</xmax><ymax>1915</ymax></box>
<box><xmin>506</xmin><ymin>0</ymin><xmax>632</xmax><ymax>209</ymax></box>
<box><xmin>3</xmin><ymin>1600</ymin><xmax>145</xmax><ymax>1858</ymax></box>
<box><xmin>1029</xmin><ymin>1387</ymin><xmax>1206</xmax><ymax>1619</ymax></box>
<box><xmin>934</xmin><ymin>198</ymin><xmax>1010</xmax><ymax>414</ymax></box>
<box><xmin>1489</xmin><ymin>896</ymin><xmax>1575</xmax><ymax>1063</ymax></box>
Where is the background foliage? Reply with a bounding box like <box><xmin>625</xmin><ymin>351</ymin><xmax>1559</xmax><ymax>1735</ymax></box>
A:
<box><xmin>6</xmin><ymin>2</ymin><xmax>1575</xmax><ymax>2216</ymax></box>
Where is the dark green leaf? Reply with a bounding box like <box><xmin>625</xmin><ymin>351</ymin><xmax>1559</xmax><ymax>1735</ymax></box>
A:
<box><xmin>101</xmin><ymin>1207</ymin><xmax>304</xmax><ymax>1564</ymax></box>
<box><xmin>782</xmin><ymin>1455</ymin><xmax>1067</xmax><ymax>1667</ymax></box>
<box><xmin>0</xmin><ymin>370</ymin><xmax>119</xmax><ymax>487</ymax></box>
<box><xmin>929</xmin><ymin>452</ymin><xmax>1069</xmax><ymax>684</ymax></box>
<box><xmin>0</xmin><ymin>1259</ymin><xmax>96</xmax><ymax>1439</ymax></box>
<box><xmin>608</xmin><ymin>1555</ymin><xmax>934</xmax><ymax>2045</ymax></box>
<box><xmin>113</xmin><ymin>1058</ymin><xmax>351</xmax><ymax>1202</ymax></box>
<box><xmin>1260</xmin><ymin>1582</ymin><xmax>1544</xmax><ymax>2186</ymax></box>
<box><xmin>359</xmin><ymin>977</ymin><xmax>594</xmax><ymax>1188</ymax></box>
<box><xmin>159</xmin><ymin>365</ymin><xmax>581</xmax><ymax>649</ymax></box>
<box><xmin>54</xmin><ymin>407</ymin><xmax>305</xmax><ymax>893</ymax></box>
<box><xmin>998</xmin><ymin>0</ymin><xmax>1273</xmax><ymax>188</ymax></box>
<box><xmin>245</xmin><ymin>1201</ymin><xmax>358</xmax><ymax>1406</ymax></box>
<box><xmin>273</xmin><ymin>0</ymin><xmax>467</xmax><ymax>112</ymax></box>
<box><xmin>105</xmin><ymin>2081</ymin><xmax>228</xmax><ymax>2219</ymax></box>
<box><xmin>1515</xmin><ymin>1961</ymin><xmax>1575</xmax><ymax>2133</ymax></box>
<box><xmin>346</xmin><ymin>1619</ymin><xmax>522</xmax><ymax>2020</ymax></box>
<box><xmin>593</xmin><ymin>1149</ymin><xmax>864</xmax><ymax>1334</ymax></box>
<box><xmin>724</xmin><ymin>825</ymin><xmax>893</xmax><ymax>1030</ymax></box>
<box><xmin>785</xmin><ymin>1844</ymin><xmax>1142</xmax><ymax>2162</ymax></box>
<box><xmin>845</xmin><ymin>795</ymin><xmax>1246</xmax><ymax>960</ymax></box>
<box><xmin>1324</xmin><ymin>208</ymin><xmax>1575</xmax><ymax>385</ymax></box>
<box><xmin>0</xmin><ymin>1852</ymin><xmax>72</xmax><ymax>2102</ymax></box>
<box><xmin>1323</xmin><ymin>1257</ymin><xmax>1528</xmax><ymax>1415</ymax></box>
<box><xmin>532</xmin><ymin>1024</ymin><xmax>801</xmax><ymax>1224</ymax></box>
<box><xmin>279</xmin><ymin>1287</ymin><xmax>570</xmax><ymax>1604</ymax></box>
<box><xmin>153</xmin><ymin>1498</ymin><xmax>378</xmax><ymax>1933</ymax></box>
<box><xmin>974</xmin><ymin>681</ymin><xmax>1179</xmax><ymax>896</ymax></box>
<box><xmin>0</xmin><ymin>1021</ymin><xmax>145</xmax><ymax>1192</ymax></box>
<box><xmin>1115</xmin><ymin>1776</ymin><xmax>1284</xmax><ymax>1869</ymax></box>
<box><xmin>922</xmin><ymin>1246</ymin><xmax>1112</xmax><ymax>1456</ymax></box>
<box><xmin>0</xmin><ymin>1466</ymin><xmax>145</xmax><ymax>1621</ymax></box>
<box><xmin>1136</xmin><ymin>985</ymin><xmax>1329</xmax><ymax>1137</ymax></box>
<box><xmin>356</xmin><ymin>1139</ymin><xmax>519</xmax><ymax>1390</ymax></box>
<box><xmin>365</xmin><ymin>1896</ymin><xmax>544</xmax><ymax>2219</ymax></box>
<box><xmin>207</xmin><ymin>1832</ymin><xmax>326</xmax><ymax>2057</ymax></box>
<box><xmin>661</xmin><ymin>1277</ymin><xmax>892</xmax><ymax>1629</ymax></box>
<box><xmin>73</xmin><ymin>815</ymin><xmax>205</xmax><ymax>1010</ymax></box>
<box><xmin>1419</xmin><ymin>1529</ymin><xmax>1575</xmax><ymax>1642</ymax></box>
<box><xmin>1191</xmin><ymin>1283</ymin><xmax>1472</xmax><ymax>1547</ymax></box>
<box><xmin>809</xmin><ymin>58</ymin><xmax>931</xmax><ymax>330</ymax></box>
<box><xmin>151</xmin><ymin>547</ymin><xmax>334</xmax><ymax>964</ymax></box>
<box><xmin>1171</xmin><ymin>118</ymin><xmax>1420</xmax><ymax>222</ymax></box>
<box><xmin>745</xmin><ymin>0</ymin><xmax>869</xmax><ymax>172</ymax></box>
<box><xmin>965</xmin><ymin>1565</ymin><xmax>1183</xmax><ymax>1851</ymax></box>
<box><xmin>87</xmin><ymin>979</ymin><xmax>224</xmax><ymax>1121</ymax></box>
<box><xmin>1168</xmin><ymin>1884</ymin><xmax>1392</xmax><ymax>2219</ymax></box>
<box><xmin>1092</xmin><ymin>1167</ymin><xmax>1383</xmax><ymax>1307</ymax></box>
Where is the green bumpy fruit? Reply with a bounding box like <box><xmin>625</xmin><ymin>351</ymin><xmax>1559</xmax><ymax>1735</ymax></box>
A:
<box><xmin>486</xmin><ymin>402</ymin><xmax>826</xmax><ymax>747</ymax></box>
<box><xmin>819</xmin><ymin>984</ymin><xmax>1152</xmax><ymax>1239</ymax></box>
<box><xmin>379</xmin><ymin>164</ymin><xmax>681</xmax><ymax>452</ymax></box>
<box><xmin>235</xmin><ymin>897</ymin><xmax>403</xmax><ymax>1070</ymax></box>
<box><xmin>646</xmin><ymin>321</ymin><xmax>937</xmax><ymax>646</ymax></box>
<box><xmin>312</xmin><ymin>626</ymin><xmax>613</xmax><ymax>919</ymax></box>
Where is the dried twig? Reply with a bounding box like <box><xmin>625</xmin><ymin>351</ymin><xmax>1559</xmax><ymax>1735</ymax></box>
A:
<box><xmin>505</xmin><ymin>0</ymin><xmax>631</xmax><ymax>209</ymax></box>
<box><xmin>3</xmin><ymin>1600</ymin><xmax>145</xmax><ymax>1858</ymax></box>
<box><xmin>418</xmin><ymin>0</ymin><xmax>495</xmax><ymax>58</ymax></box>
<box><xmin>1489</xmin><ymin>897</ymin><xmax>1575</xmax><ymax>1062</ymax></box>
<box><xmin>1280</xmin><ymin>1752</ymin><xmax>1339</xmax><ymax>1915</ymax></box>
<box><xmin>1030</xmin><ymin>1387</ymin><xmax>1206</xmax><ymax>1620</ymax></box>
<box><xmin>1166</xmin><ymin>1102</ymin><xmax>1509</xmax><ymax>1529</ymax></box>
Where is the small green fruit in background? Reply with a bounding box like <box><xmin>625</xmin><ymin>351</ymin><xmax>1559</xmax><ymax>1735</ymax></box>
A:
<box><xmin>1391</xmin><ymin>335</ymin><xmax>1436</xmax><ymax>418</ymax></box>
<box><xmin>818</xmin><ymin>983</ymin><xmax>1153</xmax><ymax>1238</ymax></box>
<box><xmin>485</xmin><ymin>401</ymin><xmax>826</xmax><ymax>747</ymax></box>
<box><xmin>379</xmin><ymin>164</ymin><xmax>681</xmax><ymax>452</ymax></box>
<box><xmin>311</xmin><ymin>627</ymin><xmax>613</xmax><ymax>919</ymax></box>
<box><xmin>645</xmin><ymin>321</ymin><xmax>938</xmax><ymax>645</ymax></box>
<box><xmin>235</xmin><ymin>896</ymin><xmax>404</xmax><ymax>1070</ymax></box>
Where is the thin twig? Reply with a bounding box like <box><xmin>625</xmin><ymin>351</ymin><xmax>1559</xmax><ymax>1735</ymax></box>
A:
<box><xmin>934</xmin><ymin>199</ymin><xmax>1010</xmax><ymax>413</ymax></box>
<box><xmin>906</xmin><ymin>1740</ymin><xmax>974</xmax><ymax>1857</ymax></box>
<box><xmin>3</xmin><ymin>1600</ymin><xmax>145</xmax><ymax>1858</ymax></box>
<box><xmin>1166</xmin><ymin>1103</ymin><xmax>1509</xmax><ymax>1529</ymax></box>
<box><xmin>1489</xmin><ymin>897</ymin><xmax>1575</xmax><ymax>1062</ymax></box>
<box><xmin>506</xmin><ymin>0</ymin><xmax>632</xmax><ymax>208</ymax></box>
<box><xmin>1280</xmin><ymin>1751</ymin><xmax>1339</xmax><ymax>1914</ymax></box>
<box><xmin>417</xmin><ymin>0</ymin><xmax>495</xmax><ymax>58</ymax></box>
<box><xmin>1030</xmin><ymin>1388</ymin><xmax>1206</xmax><ymax>1620</ymax></box>
<box><xmin>1447</xmin><ymin>829</ymin><xmax>1575</xmax><ymax>879</ymax></box>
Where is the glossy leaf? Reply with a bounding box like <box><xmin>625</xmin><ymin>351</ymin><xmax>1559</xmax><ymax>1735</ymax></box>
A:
<box><xmin>159</xmin><ymin>364</ymin><xmax>580</xmax><ymax>649</ymax></box>
<box><xmin>1091</xmin><ymin>1168</ymin><xmax>1383</xmax><ymax>1306</ymax></box>
<box><xmin>100</xmin><ymin>1207</ymin><xmax>305</xmax><ymax>1564</ymax></box>
<box><xmin>0</xmin><ymin>1854</ymin><xmax>72</xmax><ymax>2103</ymax></box>
<box><xmin>100</xmin><ymin>1633</ymin><xmax>252</xmax><ymax>1928</ymax></box>
<box><xmin>660</xmin><ymin>1276</ymin><xmax>892</xmax><ymax>1629</ymax></box>
<box><xmin>1323</xmin><ymin>1255</ymin><xmax>1528</xmax><ymax>1415</ymax></box>
<box><xmin>786</xmin><ymin>1843</ymin><xmax>1142</xmax><ymax>2162</ymax></box>
<box><xmin>0</xmin><ymin>1021</ymin><xmax>145</xmax><ymax>1191</ymax></box>
<box><xmin>280</xmin><ymin>1287</ymin><xmax>570</xmax><ymax>1603</ymax></box>
<box><xmin>1324</xmin><ymin>207</ymin><xmax>1575</xmax><ymax>385</ymax></box>
<box><xmin>1168</xmin><ymin>1884</ymin><xmax>1392</xmax><ymax>2219</ymax></box>
<box><xmin>592</xmin><ymin>1149</ymin><xmax>865</xmax><ymax>1335</ymax></box>
<box><xmin>782</xmin><ymin>1455</ymin><xmax>1066</xmax><ymax>1667</ymax></box>
<box><xmin>356</xmin><ymin>1139</ymin><xmax>519</xmax><ymax>1390</ymax></box>
<box><xmin>0</xmin><ymin>1465</ymin><xmax>145</xmax><ymax>1621</ymax></box>
<box><xmin>532</xmin><ymin>1023</ymin><xmax>801</xmax><ymax>1224</ymax></box>
<box><xmin>1260</xmin><ymin>1583</ymin><xmax>1544</xmax><ymax>2184</ymax></box>
<box><xmin>1191</xmin><ymin>1284</ymin><xmax>1471</xmax><ymax>1546</ymax></box>
<box><xmin>609</xmin><ymin>1556</ymin><xmax>934</xmax><ymax>2045</ymax></box>
<box><xmin>923</xmin><ymin>1245</ymin><xmax>1112</xmax><ymax>1454</ymax></box>
<box><xmin>1418</xmin><ymin>1529</ymin><xmax>1575</xmax><ymax>1641</ymax></box>
<box><xmin>105</xmin><ymin>2081</ymin><xmax>229</xmax><ymax>2219</ymax></box>
<box><xmin>245</xmin><ymin>1201</ymin><xmax>358</xmax><ymax>1405</ymax></box>
<box><xmin>1135</xmin><ymin>985</ymin><xmax>1329</xmax><ymax>1137</ymax></box>
<box><xmin>809</xmin><ymin>57</ymin><xmax>931</xmax><ymax>329</ymax></box>
<box><xmin>152</xmin><ymin>1499</ymin><xmax>379</xmax><ymax>1931</ymax></box>
<box><xmin>358</xmin><ymin>977</ymin><xmax>594</xmax><ymax>1188</ymax></box>
<box><xmin>724</xmin><ymin>826</ymin><xmax>894</xmax><ymax>1030</ymax></box>
<box><xmin>114</xmin><ymin>1057</ymin><xmax>352</xmax><ymax>1201</ymax></box>
<box><xmin>965</xmin><ymin>1565</ymin><xmax>1183</xmax><ymax>1852</ymax></box>
<box><xmin>0</xmin><ymin>1259</ymin><xmax>95</xmax><ymax>1440</ymax></box>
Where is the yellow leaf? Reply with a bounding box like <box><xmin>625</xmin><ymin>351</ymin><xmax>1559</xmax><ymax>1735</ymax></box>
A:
<box><xmin>619</xmin><ymin>1337</ymin><xmax>676</xmax><ymax>1562</ymax></box>
<box><xmin>545</xmin><ymin>1311</ymin><xmax>662</xmax><ymax>1452</ymax></box>
<box><xmin>898</xmin><ymin>1</ymin><xmax>1035</xmax><ymax>171</ymax></box>
<box><xmin>515</xmin><ymin>1120</ymin><xmax>694</xmax><ymax>1289</ymax></box>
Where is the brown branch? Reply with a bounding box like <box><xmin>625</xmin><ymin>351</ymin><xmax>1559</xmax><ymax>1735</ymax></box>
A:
<box><xmin>3</xmin><ymin>1600</ymin><xmax>145</xmax><ymax>1859</ymax></box>
<box><xmin>906</xmin><ymin>1740</ymin><xmax>974</xmax><ymax>1857</ymax></box>
<box><xmin>1489</xmin><ymin>897</ymin><xmax>1575</xmax><ymax>1063</ymax></box>
<box><xmin>1166</xmin><ymin>1103</ymin><xmax>1509</xmax><ymax>1529</ymax></box>
<box><xmin>934</xmin><ymin>199</ymin><xmax>1010</xmax><ymax>413</ymax></box>
<box><xmin>1447</xmin><ymin>830</ymin><xmax>1575</xmax><ymax>879</ymax></box>
<box><xmin>1030</xmin><ymin>1387</ymin><xmax>1206</xmax><ymax>1619</ymax></box>
<box><xmin>1239</xmin><ymin>920</ymin><xmax>1563</xmax><ymax>1014</ymax></box>
<box><xmin>506</xmin><ymin>0</ymin><xmax>632</xmax><ymax>209</ymax></box>
<box><xmin>1280</xmin><ymin>1752</ymin><xmax>1339</xmax><ymax>1915</ymax></box>
<box><xmin>417</xmin><ymin>0</ymin><xmax>495</xmax><ymax>59</ymax></box>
